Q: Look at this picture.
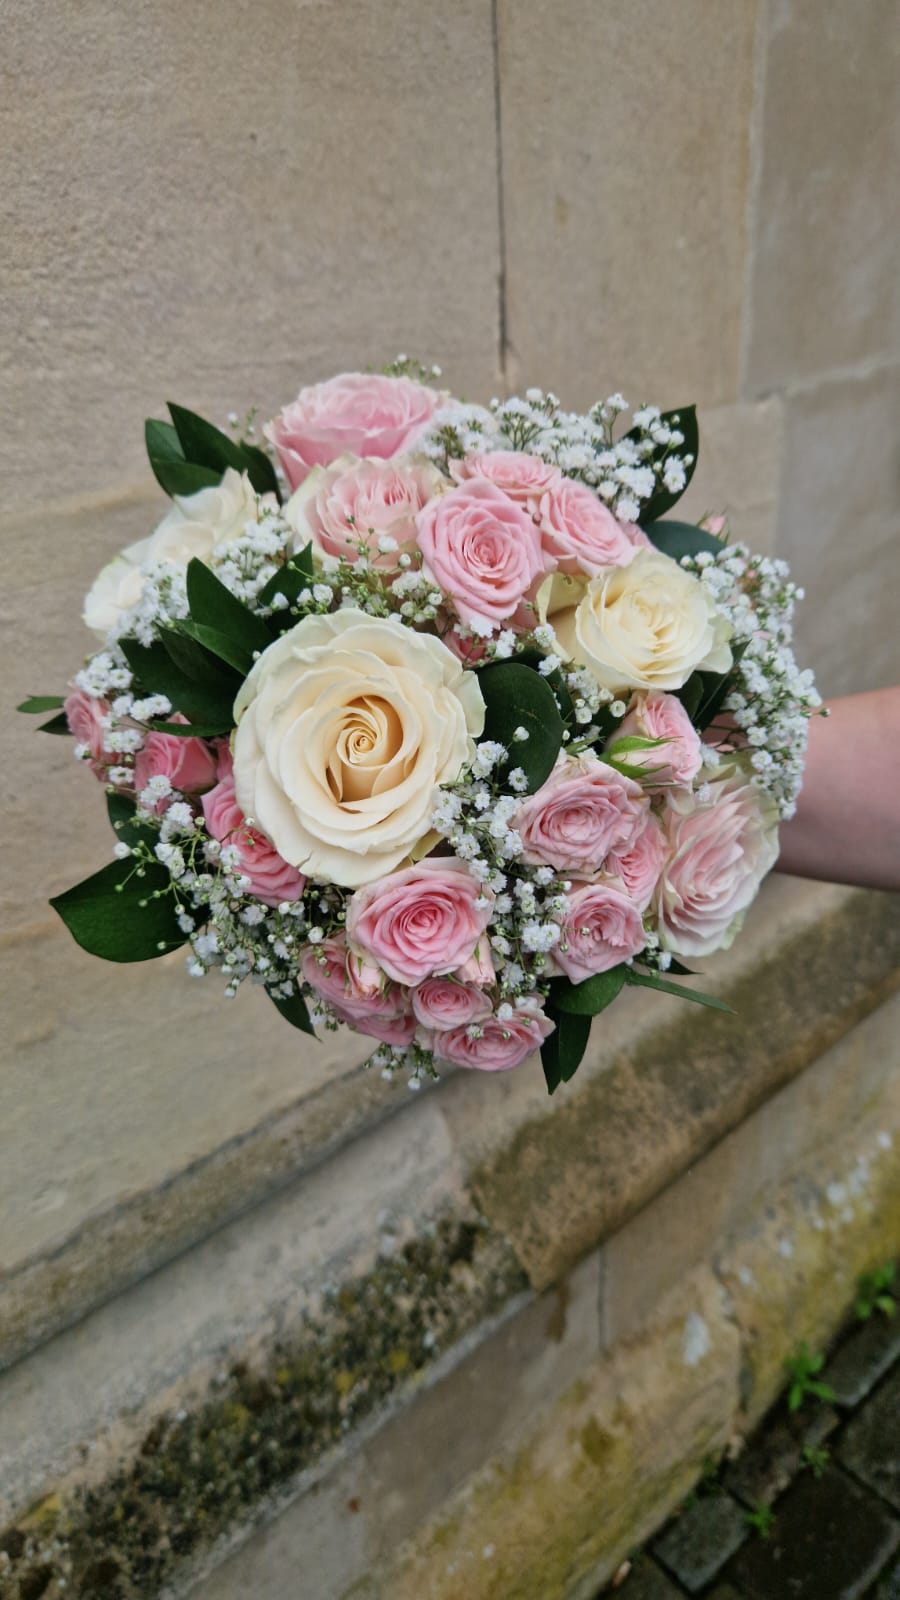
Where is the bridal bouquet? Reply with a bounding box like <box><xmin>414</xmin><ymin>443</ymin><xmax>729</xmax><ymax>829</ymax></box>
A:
<box><xmin>21</xmin><ymin>361</ymin><xmax>820</xmax><ymax>1091</ymax></box>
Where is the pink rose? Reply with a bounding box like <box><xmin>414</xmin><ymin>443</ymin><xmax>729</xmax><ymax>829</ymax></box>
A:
<box><xmin>453</xmin><ymin>941</ymin><xmax>496</xmax><ymax>987</ymax></box>
<box><xmin>410</xmin><ymin>977</ymin><xmax>493</xmax><ymax>1032</ymax></box>
<box><xmin>431</xmin><ymin>1001</ymin><xmax>554</xmax><ymax>1071</ymax></box>
<box><xmin>449</xmin><ymin>451</ymin><xmax>561</xmax><ymax>504</ymax></box>
<box><xmin>555</xmin><ymin>883</ymin><xmax>646</xmax><ymax>983</ymax></box>
<box><xmin>285</xmin><ymin>454</ymin><xmax>442</xmax><ymax>571</ymax></box>
<box><xmin>613</xmin><ymin>691</ymin><xmax>703</xmax><ymax>789</ymax></box>
<box><xmin>339</xmin><ymin>1008</ymin><xmax>418</xmax><ymax>1048</ymax></box>
<box><xmin>64</xmin><ymin>688</ymin><xmax>109</xmax><ymax>776</ymax></box>
<box><xmin>265</xmin><ymin>373</ymin><xmax>444</xmax><ymax>490</ymax></box>
<box><xmin>537</xmin><ymin>479</ymin><xmax>636</xmax><ymax>577</ymax></box>
<box><xmin>604</xmin><ymin>810</ymin><xmax>668</xmax><ymax>911</ymax></box>
<box><xmin>202</xmin><ymin>760</ymin><xmax>305</xmax><ymax>907</ymax></box>
<box><xmin>301</xmin><ymin>934</ymin><xmax>407</xmax><ymax>1021</ymax></box>
<box><xmin>653</xmin><ymin>759</ymin><xmax>779</xmax><ymax>957</ymax></box>
<box><xmin>133</xmin><ymin>720</ymin><xmax>218</xmax><ymax>800</ymax></box>
<box><xmin>513</xmin><ymin>755</ymin><xmax>648</xmax><ymax>875</ymax></box>
<box><xmin>346</xmin><ymin>858</ymin><xmax>492</xmax><ymax>987</ymax></box>
<box><xmin>620</xmin><ymin>521</ymin><xmax>654</xmax><ymax>551</ymax></box>
<box><xmin>415</xmin><ymin>478</ymin><xmax>550</xmax><ymax>635</ymax></box>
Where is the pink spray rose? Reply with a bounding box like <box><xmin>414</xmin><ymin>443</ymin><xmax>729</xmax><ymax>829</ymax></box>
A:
<box><xmin>339</xmin><ymin>1008</ymin><xmax>418</xmax><ymax>1048</ymax></box>
<box><xmin>612</xmin><ymin>690</ymin><xmax>703</xmax><ymax>789</ymax></box>
<box><xmin>537</xmin><ymin>478</ymin><xmax>637</xmax><ymax>577</ymax></box>
<box><xmin>415</xmin><ymin>478</ymin><xmax>550</xmax><ymax>635</ymax></box>
<box><xmin>301</xmin><ymin>934</ymin><xmax>408</xmax><ymax>1023</ymax></box>
<box><xmin>653</xmin><ymin>758</ymin><xmax>780</xmax><ymax>957</ymax></box>
<box><xmin>202</xmin><ymin>751</ymin><xmax>305</xmax><ymax>906</ymax></box>
<box><xmin>555</xmin><ymin>882</ymin><xmax>646</xmax><ymax>983</ymax></box>
<box><xmin>513</xmin><ymin>755</ymin><xmax>648</xmax><ymax>876</ymax></box>
<box><xmin>285</xmin><ymin>454</ymin><xmax>443</xmax><ymax>571</ymax></box>
<box><xmin>410</xmin><ymin>977</ymin><xmax>493</xmax><ymax>1032</ymax></box>
<box><xmin>449</xmin><ymin>450</ymin><xmax>561</xmax><ymax>504</ymax></box>
<box><xmin>431</xmin><ymin>1001</ymin><xmax>554</xmax><ymax>1072</ymax></box>
<box><xmin>265</xmin><ymin>372</ymin><xmax>444</xmax><ymax>490</ymax></box>
<box><xmin>64</xmin><ymin>688</ymin><xmax>110</xmax><ymax>777</ymax></box>
<box><xmin>346</xmin><ymin>858</ymin><xmax>493</xmax><ymax>988</ymax></box>
<box><xmin>603</xmin><ymin>809</ymin><xmax>669</xmax><ymax>912</ymax></box>
<box><xmin>133</xmin><ymin>720</ymin><xmax>218</xmax><ymax>800</ymax></box>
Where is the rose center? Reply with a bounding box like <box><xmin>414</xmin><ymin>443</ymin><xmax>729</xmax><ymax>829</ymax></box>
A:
<box><xmin>328</xmin><ymin>695</ymin><xmax>403</xmax><ymax>802</ymax></box>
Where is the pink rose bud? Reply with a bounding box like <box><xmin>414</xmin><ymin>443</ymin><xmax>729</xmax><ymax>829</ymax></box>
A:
<box><xmin>64</xmin><ymin>688</ymin><xmax>110</xmax><ymax>778</ymax></box>
<box><xmin>537</xmin><ymin>478</ymin><xmax>637</xmax><ymax>577</ymax></box>
<box><xmin>300</xmin><ymin>934</ymin><xmax>407</xmax><ymax>1019</ymax></box>
<box><xmin>613</xmin><ymin>691</ymin><xmax>703</xmax><ymax>790</ymax></box>
<box><xmin>431</xmin><ymin>1001</ymin><xmax>554</xmax><ymax>1072</ymax></box>
<box><xmin>346</xmin><ymin>858</ymin><xmax>493</xmax><ymax>988</ymax></box>
<box><xmin>133</xmin><ymin>721</ymin><xmax>218</xmax><ymax>801</ymax></box>
<box><xmin>513</xmin><ymin>754</ymin><xmax>648</xmax><ymax>876</ymax></box>
<box><xmin>555</xmin><ymin>882</ymin><xmax>646</xmax><ymax>983</ymax></box>
<box><xmin>202</xmin><ymin>769</ymin><xmax>305</xmax><ymax>906</ymax></box>
<box><xmin>453</xmin><ymin>940</ymin><xmax>496</xmax><ymax>987</ymax></box>
<box><xmin>415</xmin><ymin>478</ymin><xmax>551</xmax><ymax>635</ymax></box>
<box><xmin>410</xmin><ymin>977</ymin><xmax>493</xmax><ymax>1032</ymax></box>
<box><xmin>264</xmin><ymin>372</ymin><xmax>445</xmax><ymax>490</ymax></box>
<box><xmin>449</xmin><ymin>450</ymin><xmax>561</xmax><ymax>504</ymax></box>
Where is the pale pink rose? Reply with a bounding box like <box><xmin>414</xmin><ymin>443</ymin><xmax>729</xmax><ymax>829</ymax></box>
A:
<box><xmin>133</xmin><ymin>720</ymin><xmax>218</xmax><ymax>799</ymax></box>
<box><xmin>613</xmin><ymin>691</ymin><xmax>703</xmax><ymax>789</ymax></box>
<box><xmin>415</xmin><ymin>478</ymin><xmax>550</xmax><ymax>634</ymax></box>
<box><xmin>431</xmin><ymin>1002</ymin><xmax>554</xmax><ymax>1071</ymax></box>
<box><xmin>556</xmin><ymin>883</ymin><xmax>646</xmax><ymax>983</ymax></box>
<box><xmin>301</xmin><ymin>935</ymin><xmax>408</xmax><ymax>1021</ymax></box>
<box><xmin>449</xmin><ymin>450</ymin><xmax>561</xmax><ymax>504</ymax></box>
<box><xmin>64</xmin><ymin>688</ymin><xmax>109</xmax><ymax>776</ymax></box>
<box><xmin>202</xmin><ymin>768</ymin><xmax>305</xmax><ymax>907</ymax></box>
<box><xmin>653</xmin><ymin>759</ymin><xmax>779</xmax><ymax>957</ymax></box>
<box><xmin>337</xmin><ymin>1007</ymin><xmax>418</xmax><ymax>1048</ymax></box>
<box><xmin>265</xmin><ymin>373</ymin><xmax>445</xmax><ymax>490</ymax></box>
<box><xmin>513</xmin><ymin>755</ymin><xmax>648</xmax><ymax>875</ymax></box>
<box><xmin>453</xmin><ymin>940</ymin><xmax>495</xmax><ymax>987</ymax></box>
<box><xmin>285</xmin><ymin>454</ymin><xmax>443</xmax><ymax>571</ymax></box>
<box><xmin>346</xmin><ymin>858</ymin><xmax>492</xmax><ymax>987</ymax></box>
<box><xmin>603</xmin><ymin>810</ymin><xmax>668</xmax><ymax>911</ymax></box>
<box><xmin>410</xmin><ymin>977</ymin><xmax>493</xmax><ymax>1032</ymax></box>
<box><xmin>537</xmin><ymin>479</ymin><xmax>636</xmax><ymax>577</ymax></box>
<box><xmin>620</xmin><ymin>521</ymin><xmax>654</xmax><ymax>551</ymax></box>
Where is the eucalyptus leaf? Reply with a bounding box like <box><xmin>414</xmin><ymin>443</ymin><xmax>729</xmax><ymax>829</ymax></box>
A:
<box><xmin>268</xmin><ymin>987</ymin><xmax>316</xmax><ymax>1035</ymax></box>
<box><xmin>50</xmin><ymin>858</ymin><xmax>192</xmax><ymax>963</ymax></box>
<box><xmin>625</xmin><ymin>968</ymin><xmax>734</xmax><ymax>1013</ymax></box>
<box><xmin>476</xmin><ymin>661</ymin><xmax>564</xmax><ymax>794</ymax></box>
<box><xmin>550</xmin><ymin>966</ymin><xmax>627</xmax><ymax>1016</ymax></box>
<box><xmin>17</xmin><ymin>695</ymin><xmax>65</xmax><ymax>713</ymax></box>
<box><xmin>626</xmin><ymin>405</ymin><xmax>699</xmax><ymax>523</ymax></box>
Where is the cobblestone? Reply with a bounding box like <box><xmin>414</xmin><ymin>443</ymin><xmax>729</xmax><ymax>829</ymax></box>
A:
<box><xmin>724</xmin><ymin>1403</ymin><xmax>839</xmax><ymax>1508</ymax></box>
<box><xmin>824</xmin><ymin>1314</ymin><xmax>900</xmax><ymax>1408</ymax></box>
<box><xmin>727</xmin><ymin>1466</ymin><xmax>899</xmax><ymax>1599</ymax></box>
<box><xmin>652</xmin><ymin>1494</ymin><xmax>748</xmax><ymax>1593</ymax></box>
<box><xmin>840</xmin><ymin>1365</ymin><xmax>900</xmax><ymax>1513</ymax></box>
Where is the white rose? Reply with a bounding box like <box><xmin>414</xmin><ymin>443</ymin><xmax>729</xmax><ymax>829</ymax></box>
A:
<box><xmin>653</xmin><ymin>756</ymin><xmax>780</xmax><ymax>956</ymax></box>
<box><xmin>232</xmin><ymin>609</ymin><xmax>485</xmax><ymax>888</ymax></box>
<box><xmin>82</xmin><ymin>469</ymin><xmax>266</xmax><ymax>637</ymax></box>
<box><xmin>540</xmin><ymin>549</ymin><xmax>733</xmax><ymax>694</ymax></box>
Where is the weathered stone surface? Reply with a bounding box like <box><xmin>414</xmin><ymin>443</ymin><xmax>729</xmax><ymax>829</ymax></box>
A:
<box><xmin>677</xmin><ymin>398</ymin><xmax>783</xmax><ymax>555</ymax></box>
<box><xmin>723</xmin><ymin>1405</ymin><xmax>838</xmax><ymax>1510</ymax></box>
<box><xmin>840</xmin><ymin>1365</ymin><xmax>900</xmax><ymax>1513</ymax></box>
<box><xmin>1</xmin><ymin>0</ymin><xmax>500</xmax><ymax>516</ymax></box>
<box><xmin>824</xmin><ymin>1309</ymin><xmax>900</xmax><ymax>1409</ymax></box>
<box><xmin>743</xmin><ymin>2</ymin><xmax>900</xmax><ymax>395</ymax></box>
<box><xmin>652</xmin><ymin>1493</ymin><xmax>747</xmax><ymax>1593</ymax></box>
<box><xmin>496</xmin><ymin>0</ymin><xmax>756</xmax><ymax>408</ymax></box>
<box><xmin>774</xmin><ymin>364</ymin><xmax>900</xmax><ymax>697</ymax></box>
<box><xmin>727</xmin><ymin>1467</ymin><xmax>900</xmax><ymax>1600</ymax></box>
<box><xmin>471</xmin><ymin>884</ymin><xmax>900</xmax><ymax>1291</ymax></box>
<box><xmin>379</xmin><ymin>1269</ymin><xmax>740</xmax><ymax>1600</ymax></box>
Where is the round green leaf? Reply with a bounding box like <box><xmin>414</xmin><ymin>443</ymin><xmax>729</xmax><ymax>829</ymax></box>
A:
<box><xmin>476</xmin><ymin>661</ymin><xmax>564</xmax><ymax>794</ymax></box>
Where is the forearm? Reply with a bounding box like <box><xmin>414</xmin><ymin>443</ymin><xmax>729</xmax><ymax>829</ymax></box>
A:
<box><xmin>776</xmin><ymin>688</ymin><xmax>900</xmax><ymax>891</ymax></box>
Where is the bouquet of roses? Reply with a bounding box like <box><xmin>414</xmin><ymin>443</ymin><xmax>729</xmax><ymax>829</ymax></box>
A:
<box><xmin>20</xmin><ymin>360</ymin><xmax>821</xmax><ymax>1092</ymax></box>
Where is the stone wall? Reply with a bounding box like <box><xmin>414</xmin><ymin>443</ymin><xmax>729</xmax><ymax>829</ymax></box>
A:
<box><xmin>2</xmin><ymin>6</ymin><xmax>899</xmax><ymax>1590</ymax></box>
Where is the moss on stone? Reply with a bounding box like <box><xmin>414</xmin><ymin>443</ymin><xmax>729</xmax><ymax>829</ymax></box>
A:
<box><xmin>0</xmin><ymin>1213</ymin><xmax>526</xmax><ymax>1600</ymax></box>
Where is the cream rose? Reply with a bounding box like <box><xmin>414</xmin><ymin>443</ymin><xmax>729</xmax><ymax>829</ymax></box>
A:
<box><xmin>540</xmin><ymin>549</ymin><xmax>733</xmax><ymax>695</ymax></box>
<box><xmin>232</xmin><ymin>609</ymin><xmax>485</xmax><ymax>888</ymax></box>
<box><xmin>83</xmin><ymin>469</ymin><xmax>266</xmax><ymax>637</ymax></box>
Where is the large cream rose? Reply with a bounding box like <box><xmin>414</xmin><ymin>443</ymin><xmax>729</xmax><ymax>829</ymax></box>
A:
<box><xmin>232</xmin><ymin>609</ymin><xmax>485</xmax><ymax>887</ymax></box>
<box><xmin>83</xmin><ymin>469</ymin><xmax>265</xmax><ymax>637</ymax></box>
<box><xmin>539</xmin><ymin>549</ymin><xmax>733</xmax><ymax>694</ymax></box>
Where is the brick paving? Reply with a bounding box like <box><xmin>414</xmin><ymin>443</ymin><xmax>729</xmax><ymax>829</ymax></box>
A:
<box><xmin>602</xmin><ymin>1276</ymin><xmax>900</xmax><ymax>1600</ymax></box>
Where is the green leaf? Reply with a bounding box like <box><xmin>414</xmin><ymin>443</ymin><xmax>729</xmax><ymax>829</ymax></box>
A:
<box><xmin>255</xmin><ymin>543</ymin><xmax>316</xmax><ymax>614</ymax></box>
<box><xmin>145</xmin><ymin>418</ymin><xmax>221</xmax><ymax>498</ymax></box>
<box><xmin>120</xmin><ymin>635</ymin><xmax>237</xmax><ymax>731</ymax></box>
<box><xmin>511</xmin><ymin>647</ymin><xmax>575</xmax><ymax>725</ymax></box>
<box><xmin>605</xmin><ymin>735</ymin><xmax>667</xmax><ymax>755</ymax></box>
<box><xmin>238</xmin><ymin>440</ymin><xmax>281</xmax><ymax>500</ymax></box>
<box><xmin>550</xmin><ymin>966</ymin><xmax>627</xmax><ymax>1016</ymax></box>
<box><xmin>678</xmin><ymin>673</ymin><xmax>705</xmax><ymax>722</ymax></box>
<box><xmin>178</xmin><ymin>620</ymin><xmax>255</xmax><ymax>677</ymax></box>
<box><xmin>148</xmin><ymin>719</ymin><xmax>229</xmax><ymax>738</ymax></box>
<box><xmin>645</xmin><ymin>519</ymin><xmax>724</xmax><ymax>563</ymax></box>
<box><xmin>37</xmin><ymin>712</ymin><xmax>73</xmax><ymax>735</ymax></box>
<box><xmin>106</xmin><ymin>792</ymin><xmax>150</xmax><ymax>849</ymax></box>
<box><xmin>476</xmin><ymin>661</ymin><xmax>564</xmax><ymax>794</ymax></box>
<box><xmin>168</xmin><ymin>403</ymin><xmax>247</xmax><ymax>476</ymax></box>
<box><xmin>17</xmin><ymin>695</ymin><xmax>65</xmax><ymax>713</ymax></box>
<box><xmin>50</xmin><ymin>858</ymin><xmax>191</xmax><ymax>963</ymax></box>
<box><xmin>268</xmin><ymin>987</ymin><xmax>316</xmax><ymax>1035</ymax></box>
<box><xmin>625</xmin><ymin>969</ymin><xmax>735</xmax><ymax>1013</ymax></box>
<box><xmin>540</xmin><ymin>1008</ymin><xmax>591</xmax><ymax>1094</ymax></box>
<box><xmin>185</xmin><ymin>558</ymin><xmax>273</xmax><ymax>656</ymax></box>
<box><xmin>692</xmin><ymin>640</ymin><xmax>750</xmax><ymax>734</ymax></box>
<box><xmin>626</xmin><ymin>405</ymin><xmax>699</xmax><ymax>523</ymax></box>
